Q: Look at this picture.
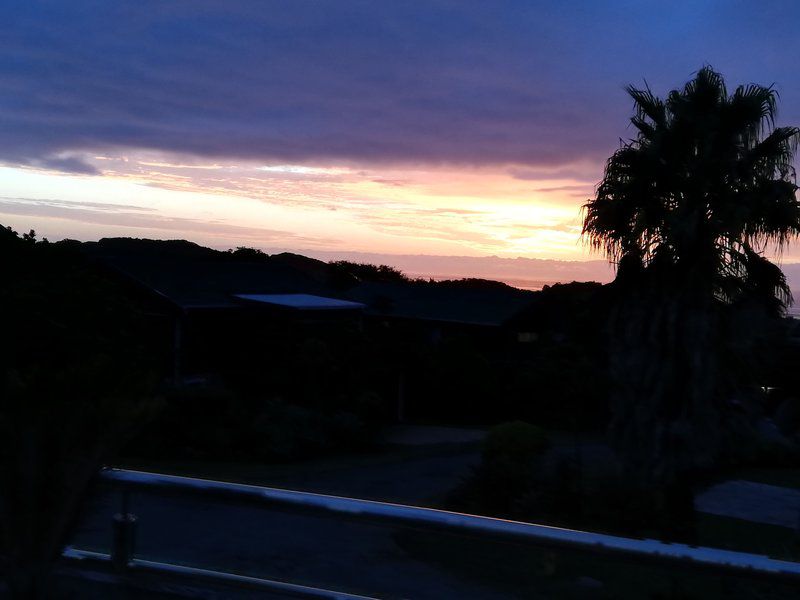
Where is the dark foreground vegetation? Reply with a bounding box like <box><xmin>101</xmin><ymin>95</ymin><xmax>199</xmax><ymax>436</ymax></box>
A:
<box><xmin>0</xmin><ymin>228</ymin><xmax>160</xmax><ymax>597</ymax></box>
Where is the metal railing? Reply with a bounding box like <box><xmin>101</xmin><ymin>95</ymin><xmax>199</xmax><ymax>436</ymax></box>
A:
<box><xmin>62</xmin><ymin>468</ymin><xmax>800</xmax><ymax>597</ymax></box>
<box><xmin>62</xmin><ymin>547</ymin><xmax>375</xmax><ymax>599</ymax></box>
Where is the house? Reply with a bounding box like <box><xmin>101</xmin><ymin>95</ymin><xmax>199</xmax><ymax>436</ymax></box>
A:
<box><xmin>82</xmin><ymin>239</ymin><xmax>600</xmax><ymax>422</ymax></box>
<box><xmin>84</xmin><ymin>239</ymin><xmax>364</xmax><ymax>383</ymax></box>
<box><xmin>343</xmin><ymin>279</ymin><xmax>540</xmax><ymax>347</ymax></box>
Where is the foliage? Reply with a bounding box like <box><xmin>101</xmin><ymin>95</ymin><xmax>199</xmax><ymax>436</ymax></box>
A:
<box><xmin>249</xmin><ymin>398</ymin><xmax>372</xmax><ymax>461</ymax></box>
<box><xmin>583</xmin><ymin>66</ymin><xmax>800</xmax><ymax>308</ymax></box>
<box><xmin>452</xmin><ymin>432</ymin><xmax>697</xmax><ymax>543</ymax></box>
<box><xmin>581</xmin><ymin>67</ymin><xmax>800</xmax><ymax>483</ymax></box>
<box><xmin>499</xmin><ymin>342</ymin><xmax>609</xmax><ymax>431</ymax></box>
<box><xmin>225</xmin><ymin>246</ymin><xmax>268</xmax><ymax>261</ymax></box>
<box><xmin>328</xmin><ymin>260</ymin><xmax>412</xmax><ymax>288</ymax></box>
<box><xmin>482</xmin><ymin>420</ymin><xmax>549</xmax><ymax>463</ymax></box>
<box><xmin>126</xmin><ymin>326</ymin><xmax>391</xmax><ymax>463</ymax></box>
<box><xmin>434</xmin><ymin>278</ymin><xmax>515</xmax><ymax>290</ymax></box>
<box><xmin>448</xmin><ymin>422</ymin><xmax>549</xmax><ymax>516</ymax></box>
<box><xmin>0</xmin><ymin>226</ymin><xmax>159</xmax><ymax>598</ymax></box>
<box><xmin>126</xmin><ymin>387</ymin><xmax>382</xmax><ymax>463</ymax></box>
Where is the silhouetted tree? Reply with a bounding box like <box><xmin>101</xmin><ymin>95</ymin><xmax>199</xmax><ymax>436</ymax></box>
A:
<box><xmin>0</xmin><ymin>227</ymin><xmax>159</xmax><ymax>598</ymax></box>
<box><xmin>583</xmin><ymin>67</ymin><xmax>800</xmax><ymax>485</ymax></box>
<box><xmin>328</xmin><ymin>260</ymin><xmax>411</xmax><ymax>288</ymax></box>
<box><xmin>226</xmin><ymin>246</ymin><xmax>268</xmax><ymax>261</ymax></box>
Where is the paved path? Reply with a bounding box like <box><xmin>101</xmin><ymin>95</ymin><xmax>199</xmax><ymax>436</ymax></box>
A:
<box><xmin>382</xmin><ymin>425</ymin><xmax>485</xmax><ymax>447</ymax></box>
<box><xmin>695</xmin><ymin>480</ymin><xmax>800</xmax><ymax>529</ymax></box>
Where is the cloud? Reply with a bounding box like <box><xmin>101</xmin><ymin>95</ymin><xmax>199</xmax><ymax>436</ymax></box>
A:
<box><xmin>0</xmin><ymin>196</ymin><xmax>156</xmax><ymax>213</ymax></box>
<box><xmin>533</xmin><ymin>184</ymin><xmax>594</xmax><ymax>193</ymax></box>
<box><xmin>35</xmin><ymin>155</ymin><xmax>100</xmax><ymax>175</ymax></box>
<box><xmin>0</xmin><ymin>1</ymin><xmax>713</xmax><ymax>172</ymax></box>
<box><xmin>0</xmin><ymin>196</ymin><xmax>337</xmax><ymax>245</ymax></box>
<box><xmin>508</xmin><ymin>166</ymin><xmax>601</xmax><ymax>182</ymax></box>
<box><xmin>3</xmin><ymin>2</ymin><xmax>799</xmax><ymax>200</ymax></box>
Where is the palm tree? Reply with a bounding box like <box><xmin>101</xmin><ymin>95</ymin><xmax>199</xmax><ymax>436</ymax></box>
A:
<box><xmin>583</xmin><ymin>67</ymin><xmax>800</xmax><ymax>485</ymax></box>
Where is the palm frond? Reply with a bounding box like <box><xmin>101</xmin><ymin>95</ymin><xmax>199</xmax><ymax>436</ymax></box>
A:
<box><xmin>626</xmin><ymin>83</ymin><xmax>667</xmax><ymax>129</ymax></box>
<box><xmin>583</xmin><ymin>67</ymin><xmax>800</xmax><ymax>303</ymax></box>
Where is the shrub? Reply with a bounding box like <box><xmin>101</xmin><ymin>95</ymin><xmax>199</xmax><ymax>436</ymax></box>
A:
<box><xmin>250</xmin><ymin>400</ymin><xmax>328</xmax><ymax>460</ymax></box>
<box><xmin>250</xmin><ymin>398</ymin><xmax>381</xmax><ymax>462</ymax></box>
<box><xmin>0</xmin><ymin>229</ymin><xmax>160</xmax><ymax>597</ymax></box>
<box><xmin>127</xmin><ymin>384</ymin><xmax>241</xmax><ymax>460</ymax></box>
<box><xmin>448</xmin><ymin>422</ymin><xmax>549</xmax><ymax>516</ymax></box>
<box><xmin>126</xmin><ymin>386</ymin><xmax>384</xmax><ymax>463</ymax></box>
<box><xmin>483</xmin><ymin>421</ymin><xmax>549</xmax><ymax>463</ymax></box>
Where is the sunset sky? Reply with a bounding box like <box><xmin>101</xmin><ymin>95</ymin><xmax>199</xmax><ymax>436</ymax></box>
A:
<box><xmin>3</xmin><ymin>1</ymin><xmax>800</xmax><ymax>282</ymax></box>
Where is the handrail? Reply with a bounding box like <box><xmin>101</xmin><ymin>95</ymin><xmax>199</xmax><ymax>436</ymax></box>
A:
<box><xmin>62</xmin><ymin>548</ymin><xmax>377</xmax><ymax>600</ymax></box>
<box><xmin>98</xmin><ymin>468</ymin><xmax>800</xmax><ymax>585</ymax></box>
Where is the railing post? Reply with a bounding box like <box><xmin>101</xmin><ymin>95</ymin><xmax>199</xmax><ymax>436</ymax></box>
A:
<box><xmin>111</xmin><ymin>489</ymin><xmax>137</xmax><ymax>573</ymax></box>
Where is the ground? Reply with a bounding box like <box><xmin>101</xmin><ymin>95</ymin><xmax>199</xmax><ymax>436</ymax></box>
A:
<box><xmin>62</xmin><ymin>426</ymin><xmax>800</xmax><ymax>599</ymax></box>
<box><xmin>70</xmin><ymin>428</ymin><xmax>504</xmax><ymax>599</ymax></box>
<box><xmin>696</xmin><ymin>480</ymin><xmax>800</xmax><ymax>529</ymax></box>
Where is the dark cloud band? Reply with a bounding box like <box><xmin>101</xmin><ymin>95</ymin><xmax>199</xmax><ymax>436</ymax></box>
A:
<box><xmin>2</xmin><ymin>1</ymin><xmax>799</xmax><ymax>173</ymax></box>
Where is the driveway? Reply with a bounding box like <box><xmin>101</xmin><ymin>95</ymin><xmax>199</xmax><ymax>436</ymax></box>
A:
<box><xmin>69</xmin><ymin>445</ymin><xmax>518</xmax><ymax>599</ymax></box>
<box><xmin>695</xmin><ymin>480</ymin><xmax>800</xmax><ymax>529</ymax></box>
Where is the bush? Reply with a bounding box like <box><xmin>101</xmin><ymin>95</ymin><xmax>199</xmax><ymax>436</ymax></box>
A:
<box><xmin>483</xmin><ymin>421</ymin><xmax>549</xmax><ymax>463</ymax></box>
<box><xmin>126</xmin><ymin>386</ymin><xmax>384</xmax><ymax>463</ymax></box>
<box><xmin>127</xmin><ymin>384</ymin><xmax>241</xmax><ymax>460</ymax></box>
<box><xmin>449</xmin><ymin>420</ymin><xmax>697</xmax><ymax>542</ymax></box>
<box><xmin>448</xmin><ymin>422</ymin><xmax>549</xmax><ymax>516</ymax></box>
<box><xmin>500</xmin><ymin>344</ymin><xmax>610</xmax><ymax>431</ymax></box>
<box><xmin>249</xmin><ymin>400</ymin><xmax>328</xmax><ymax>460</ymax></box>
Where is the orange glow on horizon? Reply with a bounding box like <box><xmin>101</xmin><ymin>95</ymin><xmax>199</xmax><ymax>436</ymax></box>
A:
<box><xmin>0</xmin><ymin>152</ymin><xmax>605</xmax><ymax>262</ymax></box>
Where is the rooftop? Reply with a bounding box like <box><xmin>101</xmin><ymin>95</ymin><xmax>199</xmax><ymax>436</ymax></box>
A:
<box><xmin>344</xmin><ymin>281</ymin><xmax>537</xmax><ymax>327</ymax></box>
<box><xmin>234</xmin><ymin>293</ymin><xmax>364</xmax><ymax>311</ymax></box>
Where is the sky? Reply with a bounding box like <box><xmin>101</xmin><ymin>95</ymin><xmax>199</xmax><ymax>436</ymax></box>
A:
<box><xmin>3</xmin><ymin>1</ymin><xmax>800</xmax><ymax>283</ymax></box>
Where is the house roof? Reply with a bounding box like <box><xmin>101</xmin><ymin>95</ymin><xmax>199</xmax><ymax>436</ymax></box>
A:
<box><xmin>108</xmin><ymin>259</ymin><xmax>331</xmax><ymax>309</ymax></box>
<box><xmin>85</xmin><ymin>239</ymin><xmax>331</xmax><ymax>309</ymax></box>
<box><xmin>344</xmin><ymin>281</ymin><xmax>537</xmax><ymax>327</ymax></box>
<box><xmin>234</xmin><ymin>293</ymin><xmax>364</xmax><ymax>311</ymax></box>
